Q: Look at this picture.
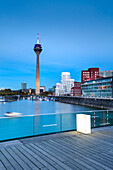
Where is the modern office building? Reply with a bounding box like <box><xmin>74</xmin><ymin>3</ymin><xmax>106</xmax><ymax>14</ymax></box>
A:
<box><xmin>34</xmin><ymin>33</ymin><xmax>42</xmax><ymax>95</ymax></box>
<box><xmin>81</xmin><ymin>68</ymin><xmax>99</xmax><ymax>83</ymax></box>
<box><xmin>70</xmin><ymin>82</ymin><xmax>82</xmax><ymax>96</ymax></box>
<box><xmin>99</xmin><ymin>70</ymin><xmax>113</xmax><ymax>77</ymax></box>
<box><xmin>21</xmin><ymin>82</ymin><xmax>27</xmax><ymax>90</ymax></box>
<box><xmin>81</xmin><ymin>76</ymin><xmax>113</xmax><ymax>98</ymax></box>
<box><xmin>55</xmin><ymin>72</ymin><xmax>74</xmax><ymax>96</ymax></box>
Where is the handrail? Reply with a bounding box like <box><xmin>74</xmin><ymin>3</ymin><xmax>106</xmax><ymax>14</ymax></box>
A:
<box><xmin>1</xmin><ymin>109</ymin><xmax>113</xmax><ymax>119</ymax></box>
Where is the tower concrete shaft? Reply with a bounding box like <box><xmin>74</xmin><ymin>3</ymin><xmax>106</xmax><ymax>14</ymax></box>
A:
<box><xmin>34</xmin><ymin>33</ymin><xmax>42</xmax><ymax>95</ymax></box>
<box><xmin>36</xmin><ymin>52</ymin><xmax>40</xmax><ymax>94</ymax></box>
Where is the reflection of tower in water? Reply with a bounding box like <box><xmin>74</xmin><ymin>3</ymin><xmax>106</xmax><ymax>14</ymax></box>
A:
<box><xmin>35</xmin><ymin>101</ymin><xmax>40</xmax><ymax>115</ymax></box>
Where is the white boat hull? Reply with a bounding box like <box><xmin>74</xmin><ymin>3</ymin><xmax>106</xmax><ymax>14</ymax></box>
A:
<box><xmin>4</xmin><ymin>112</ymin><xmax>22</xmax><ymax>117</ymax></box>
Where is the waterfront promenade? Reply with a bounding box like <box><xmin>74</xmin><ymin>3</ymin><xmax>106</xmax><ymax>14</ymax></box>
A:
<box><xmin>1</xmin><ymin>126</ymin><xmax>113</xmax><ymax>169</ymax></box>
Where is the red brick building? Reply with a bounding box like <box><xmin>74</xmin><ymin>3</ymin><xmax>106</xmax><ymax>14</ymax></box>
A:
<box><xmin>81</xmin><ymin>68</ymin><xmax>99</xmax><ymax>83</ymax></box>
<box><xmin>70</xmin><ymin>82</ymin><xmax>82</xmax><ymax>96</ymax></box>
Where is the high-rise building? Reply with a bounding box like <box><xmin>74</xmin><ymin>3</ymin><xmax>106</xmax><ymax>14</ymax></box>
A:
<box><xmin>99</xmin><ymin>70</ymin><xmax>113</xmax><ymax>77</ymax></box>
<box><xmin>81</xmin><ymin>68</ymin><xmax>99</xmax><ymax>83</ymax></box>
<box><xmin>55</xmin><ymin>72</ymin><xmax>74</xmax><ymax>96</ymax></box>
<box><xmin>21</xmin><ymin>82</ymin><xmax>27</xmax><ymax>90</ymax></box>
<box><xmin>34</xmin><ymin>33</ymin><xmax>42</xmax><ymax>95</ymax></box>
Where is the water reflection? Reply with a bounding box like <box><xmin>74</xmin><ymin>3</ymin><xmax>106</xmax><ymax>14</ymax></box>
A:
<box><xmin>0</xmin><ymin>100</ymin><xmax>95</xmax><ymax>117</ymax></box>
<box><xmin>35</xmin><ymin>101</ymin><xmax>40</xmax><ymax>115</ymax></box>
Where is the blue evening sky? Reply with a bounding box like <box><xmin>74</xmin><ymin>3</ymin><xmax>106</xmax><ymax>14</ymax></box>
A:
<box><xmin>0</xmin><ymin>0</ymin><xmax>113</xmax><ymax>90</ymax></box>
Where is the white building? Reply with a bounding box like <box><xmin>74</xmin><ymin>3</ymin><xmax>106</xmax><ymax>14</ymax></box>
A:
<box><xmin>55</xmin><ymin>72</ymin><xmax>74</xmax><ymax>96</ymax></box>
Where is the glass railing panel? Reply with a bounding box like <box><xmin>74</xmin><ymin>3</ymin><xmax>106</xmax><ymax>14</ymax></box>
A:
<box><xmin>34</xmin><ymin>113</ymin><xmax>60</xmax><ymax>135</ymax></box>
<box><xmin>91</xmin><ymin>111</ymin><xmax>108</xmax><ymax>128</ymax></box>
<box><xmin>0</xmin><ymin>116</ymin><xmax>34</xmax><ymax>141</ymax></box>
<box><xmin>61</xmin><ymin>113</ymin><xmax>76</xmax><ymax>131</ymax></box>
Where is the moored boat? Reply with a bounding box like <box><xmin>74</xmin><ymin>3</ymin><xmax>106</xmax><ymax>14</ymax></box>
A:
<box><xmin>4</xmin><ymin>112</ymin><xmax>22</xmax><ymax>117</ymax></box>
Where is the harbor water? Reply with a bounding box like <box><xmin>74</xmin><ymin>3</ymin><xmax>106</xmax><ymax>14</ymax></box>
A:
<box><xmin>0</xmin><ymin>100</ymin><xmax>95</xmax><ymax>117</ymax></box>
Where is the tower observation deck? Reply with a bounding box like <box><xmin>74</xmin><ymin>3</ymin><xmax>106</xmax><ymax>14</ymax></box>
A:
<box><xmin>34</xmin><ymin>33</ymin><xmax>42</xmax><ymax>95</ymax></box>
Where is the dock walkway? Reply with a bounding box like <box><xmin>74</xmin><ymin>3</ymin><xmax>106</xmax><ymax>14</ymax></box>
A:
<box><xmin>1</xmin><ymin>126</ymin><xmax>113</xmax><ymax>169</ymax></box>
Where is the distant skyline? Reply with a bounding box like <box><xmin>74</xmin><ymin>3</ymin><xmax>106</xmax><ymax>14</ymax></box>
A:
<box><xmin>0</xmin><ymin>0</ymin><xmax>113</xmax><ymax>90</ymax></box>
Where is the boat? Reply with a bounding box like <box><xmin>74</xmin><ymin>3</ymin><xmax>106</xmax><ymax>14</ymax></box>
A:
<box><xmin>0</xmin><ymin>97</ymin><xmax>6</xmax><ymax>102</ymax></box>
<box><xmin>0</xmin><ymin>99</ymin><xmax>6</xmax><ymax>102</ymax></box>
<box><xmin>4</xmin><ymin>112</ymin><xmax>22</xmax><ymax>117</ymax></box>
<box><xmin>39</xmin><ymin>97</ymin><xmax>42</xmax><ymax>101</ymax></box>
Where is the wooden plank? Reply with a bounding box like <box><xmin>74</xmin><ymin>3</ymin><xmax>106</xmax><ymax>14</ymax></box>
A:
<box><xmin>29</xmin><ymin>143</ymin><xmax>72</xmax><ymax>170</ymax></box>
<box><xmin>61</xmin><ymin>137</ymin><xmax>101</xmax><ymax>156</ymax></box>
<box><xmin>73</xmin><ymin>159</ymin><xmax>97</xmax><ymax>170</ymax></box>
<box><xmin>57</xmin><ymin>138</ymin><xmax>88</xmax><ymax>158</ymax></box>
<box><xmin>52</xmin><ymin>164</ymin><xmax>65</xmax><ymax>170</ymax></box>
<box><xmin>40</xmin><ymin>135</ymin><xmax>113</xmax><ymax>170</ymax></box>
<box><xmin>64</xmin><ymin>159</ymin><xmax>88</xmax><ymax>170</ymax></box>
<box><xmin>0</xmin><ymin>148</ymin><xmax>23</xmax><ymax>170</ymax></box>
<box><xmin>77</xmin><ymin>157</ymin><xmax>103</xmax><ymax>170</ymax></box>
<box><xmin>63</xmin><ymin>136</ymin><xmax>113</xmax><ymax>167</ymax></box>
<box><xmin>7</xmin><ymin>147</ymin><xmax>31</xmax><ymax>170</ymax></box>
<box><xmin>0</xmin><ymin>161</ymin><xmax>6</xmax><ymax>170</ymax></box>
<box><xmin>19</xmin><ymin>144</ymin><xmax>56</xmax><ymax>170</ymax></box>
<box><xmin>26</xmin><ymin>144</ymin><xmax>56</xmax><ymax>165</ymax></box>
<box><xmin>83</xmin><ymin>156</ymin><xmax>111</xmax><ymax>170</ymax></box>
<box><xmin>63</xmin><ymin>161</ymin><xmax>80</xmax><ymax>170</ymax></box>
<box><xmin>44</xmin><ymin>139</ymin><xmax>103</xmax><ymax>169</ymax></box>
<box><xmin>36</xmin><ymin>143</ymin><xmax>88</xmax><ymax>170</ymax></box>
<box><xmin>44</xmin><ymin>140</ymin><xmax>83</xmax><ymax>159</ymax></box>
<box><xmin>0</xmin><ymin>140</ymin><xmax>22</xmax><ymax>149</ymax></box>
<box><xmin>0</xmin><ymin>150</ymin><xmax>15</xmax><ymax>170</ymax></box>
<box><xmin>40</xmin><ymin>141</ymin><xmax>79</xmax><ymax>160</ymax></box>
<box><xmin>30</xmin><ymin>143</ymin><xmax>65</xmax><ymax>162</ymax></box>
<box><xmin>89</xmin><ymin>154</ymin><xmax>113</xmax><ymax>169</ymax></box>
<box><xmin>16</xmin><ymin>145</ymin><xmax>43</xmax><ymax>169</ymax></box>
<box><xmin>35</xmin><ymin>142</ymin><xmax>68</xmax><ymax>162</ymax></box>
<box><xmin>73</xmin><ymin>133</ymin><xmax>113</xmax><ymax>149</ymax></box>
<box><xmin>40</xmin><ymin>167</ymin><xmax>48</xmax><ymax>170</ymax></box>
<box><xmin>35</xmin><ymin>142</ymin><xmax>69</xmax><ymax>161</ymax></box>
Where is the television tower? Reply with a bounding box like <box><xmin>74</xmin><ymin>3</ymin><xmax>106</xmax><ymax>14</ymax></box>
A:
<box><xmin>34</xmin><ymin>33</ymin><xmax>42</xmax><ymax>95</ymax></box>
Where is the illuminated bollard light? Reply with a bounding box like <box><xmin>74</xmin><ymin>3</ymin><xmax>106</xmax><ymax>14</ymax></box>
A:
<box><xmin>76</xmin><ymin>114</ymin><xmax>91</xmax><ymax>134</ymax></box>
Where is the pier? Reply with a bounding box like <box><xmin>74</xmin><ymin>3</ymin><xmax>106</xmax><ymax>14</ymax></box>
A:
<box><xmin>55</xmin><ymin>96</ymin><xmax>113</xmax><ymax>109</ymax></box>
<box><xmin>1</xmin><ymin>126</ymin><xmax>113</xmax><ymax>169</ymax></box>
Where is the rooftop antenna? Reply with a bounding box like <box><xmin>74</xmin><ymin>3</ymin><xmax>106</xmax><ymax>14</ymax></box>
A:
<box><xmin>37</xmin><ymin>33</ymin><xmax>39</xmax><ymax>44</ymax></box>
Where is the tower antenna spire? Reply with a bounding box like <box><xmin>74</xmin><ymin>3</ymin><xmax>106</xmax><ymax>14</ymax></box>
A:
<box><xmin>37</xmin><ymin>33</ymin><xmax>39</xmax><ymax>44</ymax></box>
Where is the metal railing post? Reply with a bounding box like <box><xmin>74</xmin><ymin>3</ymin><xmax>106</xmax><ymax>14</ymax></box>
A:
<box><xmin>94</xmin><ymin>111</ymin><xmax>95</xmax><ymax>127</ymax></box>
<box><xmin>107</xmin><ymin>110</ymin><xmax>109</xmax><ymax>125</ymax></box>
<box><xmin>33</xmin><ymin>115</ymin><xmax>35</xmax><ymax>136</ymax></box>
<box><xmin>60</xmin><ymin>113</ymin><xmax>62</xmax><ymax>133</ymax></box>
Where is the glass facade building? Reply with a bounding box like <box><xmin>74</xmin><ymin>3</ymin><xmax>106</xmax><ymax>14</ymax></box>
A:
<box><xmin>81</xmin><ymin>76</ymin><xmax>113</xmax><ymax>98</ymax></box>
<box><xmin>21</xmin><ymin>82</ymin><xmax>27</xmax><ymax>90</ymax></box>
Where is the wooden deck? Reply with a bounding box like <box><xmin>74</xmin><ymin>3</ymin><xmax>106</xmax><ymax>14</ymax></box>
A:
<box><xmin>1</xmin><ymin>126</ymin><xmax>113</xmax><ymax>170</ymax></box>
